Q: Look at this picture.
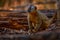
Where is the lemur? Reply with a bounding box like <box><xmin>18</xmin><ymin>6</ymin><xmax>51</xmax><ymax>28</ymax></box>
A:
<box><xmin>27</xmin><ymin>5</ymin><xmax>57</xmax><ymax>33</ymax></box>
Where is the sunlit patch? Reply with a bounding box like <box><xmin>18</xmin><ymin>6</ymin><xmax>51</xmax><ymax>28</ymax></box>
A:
<box><xmin>9</xmin><ymin>8</ymin><xmax>14</xmax><ymax>10</ymax></box>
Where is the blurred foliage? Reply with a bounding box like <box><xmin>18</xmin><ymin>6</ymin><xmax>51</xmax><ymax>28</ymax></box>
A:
<box><xmin>0</xmin><ymin>0</ymin><xmax>11</xmax><ymax>7</ymax></box>
<box><xmin>0</xmin><ymin>0</ymin><xmax>21</xmax><ymax>7</ymax></box>
<box><xmin>0</xmin><ymin>0</ymin><xmax>4</xmax><ymax>7</ymax></box>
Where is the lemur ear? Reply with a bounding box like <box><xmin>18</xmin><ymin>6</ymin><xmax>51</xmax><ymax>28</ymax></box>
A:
<box><xmin>28</xmin><ymin>5</ymin><xmax>37</xmax><ymax>12</ymax></box>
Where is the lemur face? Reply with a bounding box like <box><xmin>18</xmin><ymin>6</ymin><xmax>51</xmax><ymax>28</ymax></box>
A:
<box><xmin>28</xmin><ymin>5</ymin><xmax>37</xmax><ymax>13</ymax></box>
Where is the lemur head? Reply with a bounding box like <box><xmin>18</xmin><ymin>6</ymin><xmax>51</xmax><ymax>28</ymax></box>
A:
<box><xmin>28</xmin><ymin>5</ymin><xmax>37</xmax><ymax>13</ymax></box>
